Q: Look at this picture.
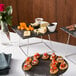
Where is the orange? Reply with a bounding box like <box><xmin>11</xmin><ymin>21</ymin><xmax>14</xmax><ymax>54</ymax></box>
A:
<box><xmin>28</xmin><ymin>25</ymin><xmax>34</xmax><ymax>31</ymax></box>
<box><xmin>26</xmin><ymin>27</ymin><xmax>30</xmax><ymax>31</ymax></box>
<box><xmin>29</xmin><ymin>25</ymin><xmax>32</xmax><ymax>30</ymax></box>
<box><xmin>24</xmin><ymin>26</ymin><xmax>27</xmax><ymax>30</ymax></box>
<box><xmin>21</xmin><ymin>26</ymin><xmax>24</xmax><ymax>30</ymax></box>
<box><xmin>30</xmin><ymin>27</ymin><xmax>34</xmax><ymax>31</ymax></box>
<box><xmin>20</xmin><ymin>22</ymin><xmax>27</xmax><ymax>27</ymax></box>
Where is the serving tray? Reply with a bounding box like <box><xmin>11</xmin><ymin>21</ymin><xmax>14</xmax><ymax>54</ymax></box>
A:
<box><xmin>61</xmin><ymin>27</ymin><xmax>76</xmax><ymax>38</ymax></box>
<box><xmin>22</xmin><ymin>55</ymin><xmax>68</xmax><ymax>76</ymax></box>
<box><xmin>12</xmin><ymin>26</ymin><xmax>57</xmax><ymax>39</ymax></box>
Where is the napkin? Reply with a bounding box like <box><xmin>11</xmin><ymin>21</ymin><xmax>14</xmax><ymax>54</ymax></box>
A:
<box><xmin>0</xmin><ymin>53</ymin><xmax>12</xmax><ymax>75</ymax></box>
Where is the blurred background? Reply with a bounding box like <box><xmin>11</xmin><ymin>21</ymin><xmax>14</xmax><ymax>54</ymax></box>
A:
<box><xmin>0</xmin><ymin>0</ymin><xmax>76</xmax><ymax>45</ymax></box>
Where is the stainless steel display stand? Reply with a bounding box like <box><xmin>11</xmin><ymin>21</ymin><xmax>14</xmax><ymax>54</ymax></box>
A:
<box><xmin>0</xmin><ymin>29</ymin><xmax>56</xmax><ymax>56</ymax></box>
<box><xmin>18</xmin><ymin>34</ymin><xmax>55</xmax><ymax>57</ymax></box>
<box><xmin>60</xmin><ymin>27</ymin><xmax>76</xmax><ymax>64</ymax></box>
<box><xmin>11</xmin><ymin>26</ymin><xmax>56</xmax><ymax>57</ymax></box>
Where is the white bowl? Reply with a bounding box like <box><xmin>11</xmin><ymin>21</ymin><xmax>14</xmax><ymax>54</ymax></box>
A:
<box><xmin>47</xmin><ymin>22</ymin><xmax>57</xmax><ymax>32</ymax></box>
<box><xmin>35</xmin><ymin>18</ymin><xmax>43</xmax><ymax>24</ymax></box>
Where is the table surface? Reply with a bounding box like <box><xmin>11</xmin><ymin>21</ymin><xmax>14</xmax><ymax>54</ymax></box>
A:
<box><xmin>0</xmin><ymin>32</ymin><xmax>76</xmax><ymax>76</ymax></box>
<box><xmin>61</xmin><ymin>27</ymin><xmax>76</xmax><ymax>38</ymax></box>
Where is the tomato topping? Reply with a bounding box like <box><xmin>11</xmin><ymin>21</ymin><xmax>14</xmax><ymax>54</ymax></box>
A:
<box><xmin>58</xmin><ymin>56</ymin><xmax>62</xmax><ymax>58</ymax></box>
<box><xmin>52</xmin><ymin>56</ymin><xmax>55</xmax><ymax>58</ymax></box>
<box><xmin>24</xmin><ymin>64</ymin><xmax>27</xmax><ymax>67</ymax></box>
<box><xmin>33</xmin><ymin>60</ymin><xmax>37</xmax><ymax>62</ymax></box>
<box><xmin>55</xmin><ymin>61</ymin><xmax>58</xmax><ymax>64</ymax></box>
<box><xmin>61</xmin><ymin>64</ymin><xmax>65</xmax><ymax>67</ymax></box>
<box><xmin>36</xmin><ymin>53</ymin><xmax>40</xmax><ymax>56</ymax></box>
<box><xmin>50</xmin><ymin>68</ymin><xmax>53</xmax><ymax>71</ymax></box>
<box><xmin>51</xmin><ymin>65</ymin><xmax>55</xmax><ymax>68</ymax></box>
<box><xmin>52</xmin><ymin>59</ymin><xmax>55</xmax><ymax>62</ymax></box>
<box><xmin>52</xmin><ymin>53</ymin><xmax>56</xmax><ymax>58</ymax></box>
<box><xmin>52</xmin><ymin>53</ymin><xmax>55</xmax><ymax>56</ymax></box>
<box><xmin>52</xmin><ymin>62</ymin><xmax>56</xmax><ymax>65</ymax></box>
<box><xmin>44</xmin><ymin>53</ymin><xmax>47</xmax><ymax>56</ymax></box>
<box><xmin>34</xmin><ymin>53</ymin><xmax>40</xmax><ymax>57</ymax></box>
<box><xmin>53</xmin><ymin>67</ymin><xmax>57</xmax><ymax>70</ymax></box>
<box><xmin>26</xmin><ymin>57</ymin><xmax>30</xmax><ymax>61</ymax></box>
<box><xmin>34</xmin><ymin>54</ymin><xmax>37</xmax><ymax>57</ymax></box>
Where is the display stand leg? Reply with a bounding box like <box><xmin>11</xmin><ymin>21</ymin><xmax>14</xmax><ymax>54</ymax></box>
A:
<box><xmin>67</xmin><ymin>34</ymin><xmax>70</xmax><ymax>44</ymax></box>
<box><xmin>40</xmin><ymin>34</ymin><xmax>55</xmax><ymax>53</ymax></box>
<box><xmin>65</xmin><ymin>34</ymin><xmax>76</xmax><ymax>64</ymax></box>
<box><xmin>18</xmin><ymin>36</ymin><xmax>28</xmax><ymax>57</ymax></box>
<box><xmin>41</xmin><ymin>35</ymin><xmax>43</xmax><ymax>41</ymax></box>
<box><xmin>18</xmin><ymin>37</ymin><xmax>30</xmax><ymax>57</ymax></box>
<box><xmin>19</xmin><ymin>46</ymin><xmax>28</xmax><ymax>56</ymax></box>
<box><xmin>65</xmin><ymin>34</ymin><xmax>71</xmax><ymax>56</ymax></box>
<box><xmin>40</xmin><ymin>35</ymin><xmax>53</xmax><ymax>51</ymax></box>
<box><xmin>47</xmin><ymin>34</ymin><xmax>55</xmax><ymax>53</ymax></box>
<box><xmin>27</xmin><ymin>38</ymin><xmax>29</xmax><ymax>56</ymax></box>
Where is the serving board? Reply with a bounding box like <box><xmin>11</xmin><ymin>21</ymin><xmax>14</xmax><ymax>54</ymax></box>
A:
<box><xmin>22</xmin><ymin>55</ymin><xmax>68</xmax><ymax>76</ymax></box>
<box><xmin>12</xmin><ymin>26</ymin><xmax>57</xmax><ymax>39</ymax></box>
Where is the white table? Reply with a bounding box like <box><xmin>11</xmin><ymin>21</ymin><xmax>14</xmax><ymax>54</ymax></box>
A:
<box><xmin>0</xmin><ymin>32</ymin><xmax>76</xmax><ymax>76</ymax></box>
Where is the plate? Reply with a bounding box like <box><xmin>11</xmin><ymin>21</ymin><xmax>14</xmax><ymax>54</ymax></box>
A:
<box><xmin>22</xmin><ymin>55</ymin><xmax>68</xmax><ymax>76</ymax></box>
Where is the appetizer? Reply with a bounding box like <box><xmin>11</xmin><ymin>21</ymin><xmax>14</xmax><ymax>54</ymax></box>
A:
<box><xmin>38</xmin><ymin>27</ymin><xmax>47</xmax><ymax>34</ymax></box>
<box><xmin>50</xmin><ymin>53</ymin><xmax>57</xmax><ymax>60</ymax></box>
<box><xmin>25</xmin><ymin>57</ymin><xmax>32</xmax><ymax>64</ymax></box>
<box><xmin>42</xmin><ymin>53</ymin><xmax>49</xmax><ymax>59</ymax></box>
<box><xmin>40</xmin><ymin>21</ymin><xmax>49</xmax><ymax>27</ymax></box>
<box><xmin>57</xmin><ymin>56</ymin><xmax>64</xmax><ymax>63</ymax></box>
<box><xmin>33</xmin><ymin>53</ymin><xmax>40</xmax><ymax>59</ymax></box>
<box><xmin>52</xmin><ymin>59</ymin><xmax>58</xmax><ymax>65</ymax></box>
<box><xmin>24</xmin><ymin>31</ymin><xmax>31</xmax><ymax>37</ymax></box>
<box><xmin>31</xmin><ymin>23</ymin><xmax>40</xmax><ymax>29</ymax></box>
<box><xmin>66</xmin><ymin>24</ymin><xmax>76</xmax><ymax>31</ymax></box>
<box><xmin>50</xmin><ymin>66</ymin><xmax>58</xmax><ymax>74</ymax></box>
<box><xmin>32</xmin><ymin>59</ymin><xmax>39</xmax><ymax>66</ymax></box>
<box><xmin>50</xmin><ymin>59</ymin><xmax>58</xmax><ymax>67</ymax></box>
<box><xmin>59</xmin><ymin>61</ymin><xmax>68</xmax><ymax>70</ymax></box>
<box><xmin>23</xmin><ymin>63</ymin><xmax>32</xmax><ymax>71</ymax></box>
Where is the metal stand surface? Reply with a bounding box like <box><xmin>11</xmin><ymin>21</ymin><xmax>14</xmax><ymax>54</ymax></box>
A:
<box><xmin>61</xmin><ymin>27</ymin><xmax>76</xmax><ymax>65</ymax></box>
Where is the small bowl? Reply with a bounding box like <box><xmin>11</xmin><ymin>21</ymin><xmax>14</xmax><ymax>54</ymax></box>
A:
<box><xmin>35</xmin><ymin>18</ymin><xmax>43</xmax><ymax>24</ymax></box>
<box><xmin>47</xmin><ymin>22</ymin><xmax>57</xmax><ymax>32</ymax></box>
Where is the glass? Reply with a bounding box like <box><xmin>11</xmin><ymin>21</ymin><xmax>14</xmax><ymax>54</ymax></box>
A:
<box><xmin>0</xmin><ymin>21</ymin><xmax>10</xmax><ymax>45</ymax></box>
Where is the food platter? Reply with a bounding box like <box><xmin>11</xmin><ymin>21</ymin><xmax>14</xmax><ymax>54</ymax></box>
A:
<box><xmin>12</xmin><ymin>25</ymin><xmax>56</xmax><ymax>39</ymax></box>
<box><xmin>22</xmin><ymin>54</ymin><xmax>68</xmax><ymax>76</ymax></box>
<box><xmin>61</xmin><ymin>27</ymin><xmax>76</xmax><ymax>38</ymax></box>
